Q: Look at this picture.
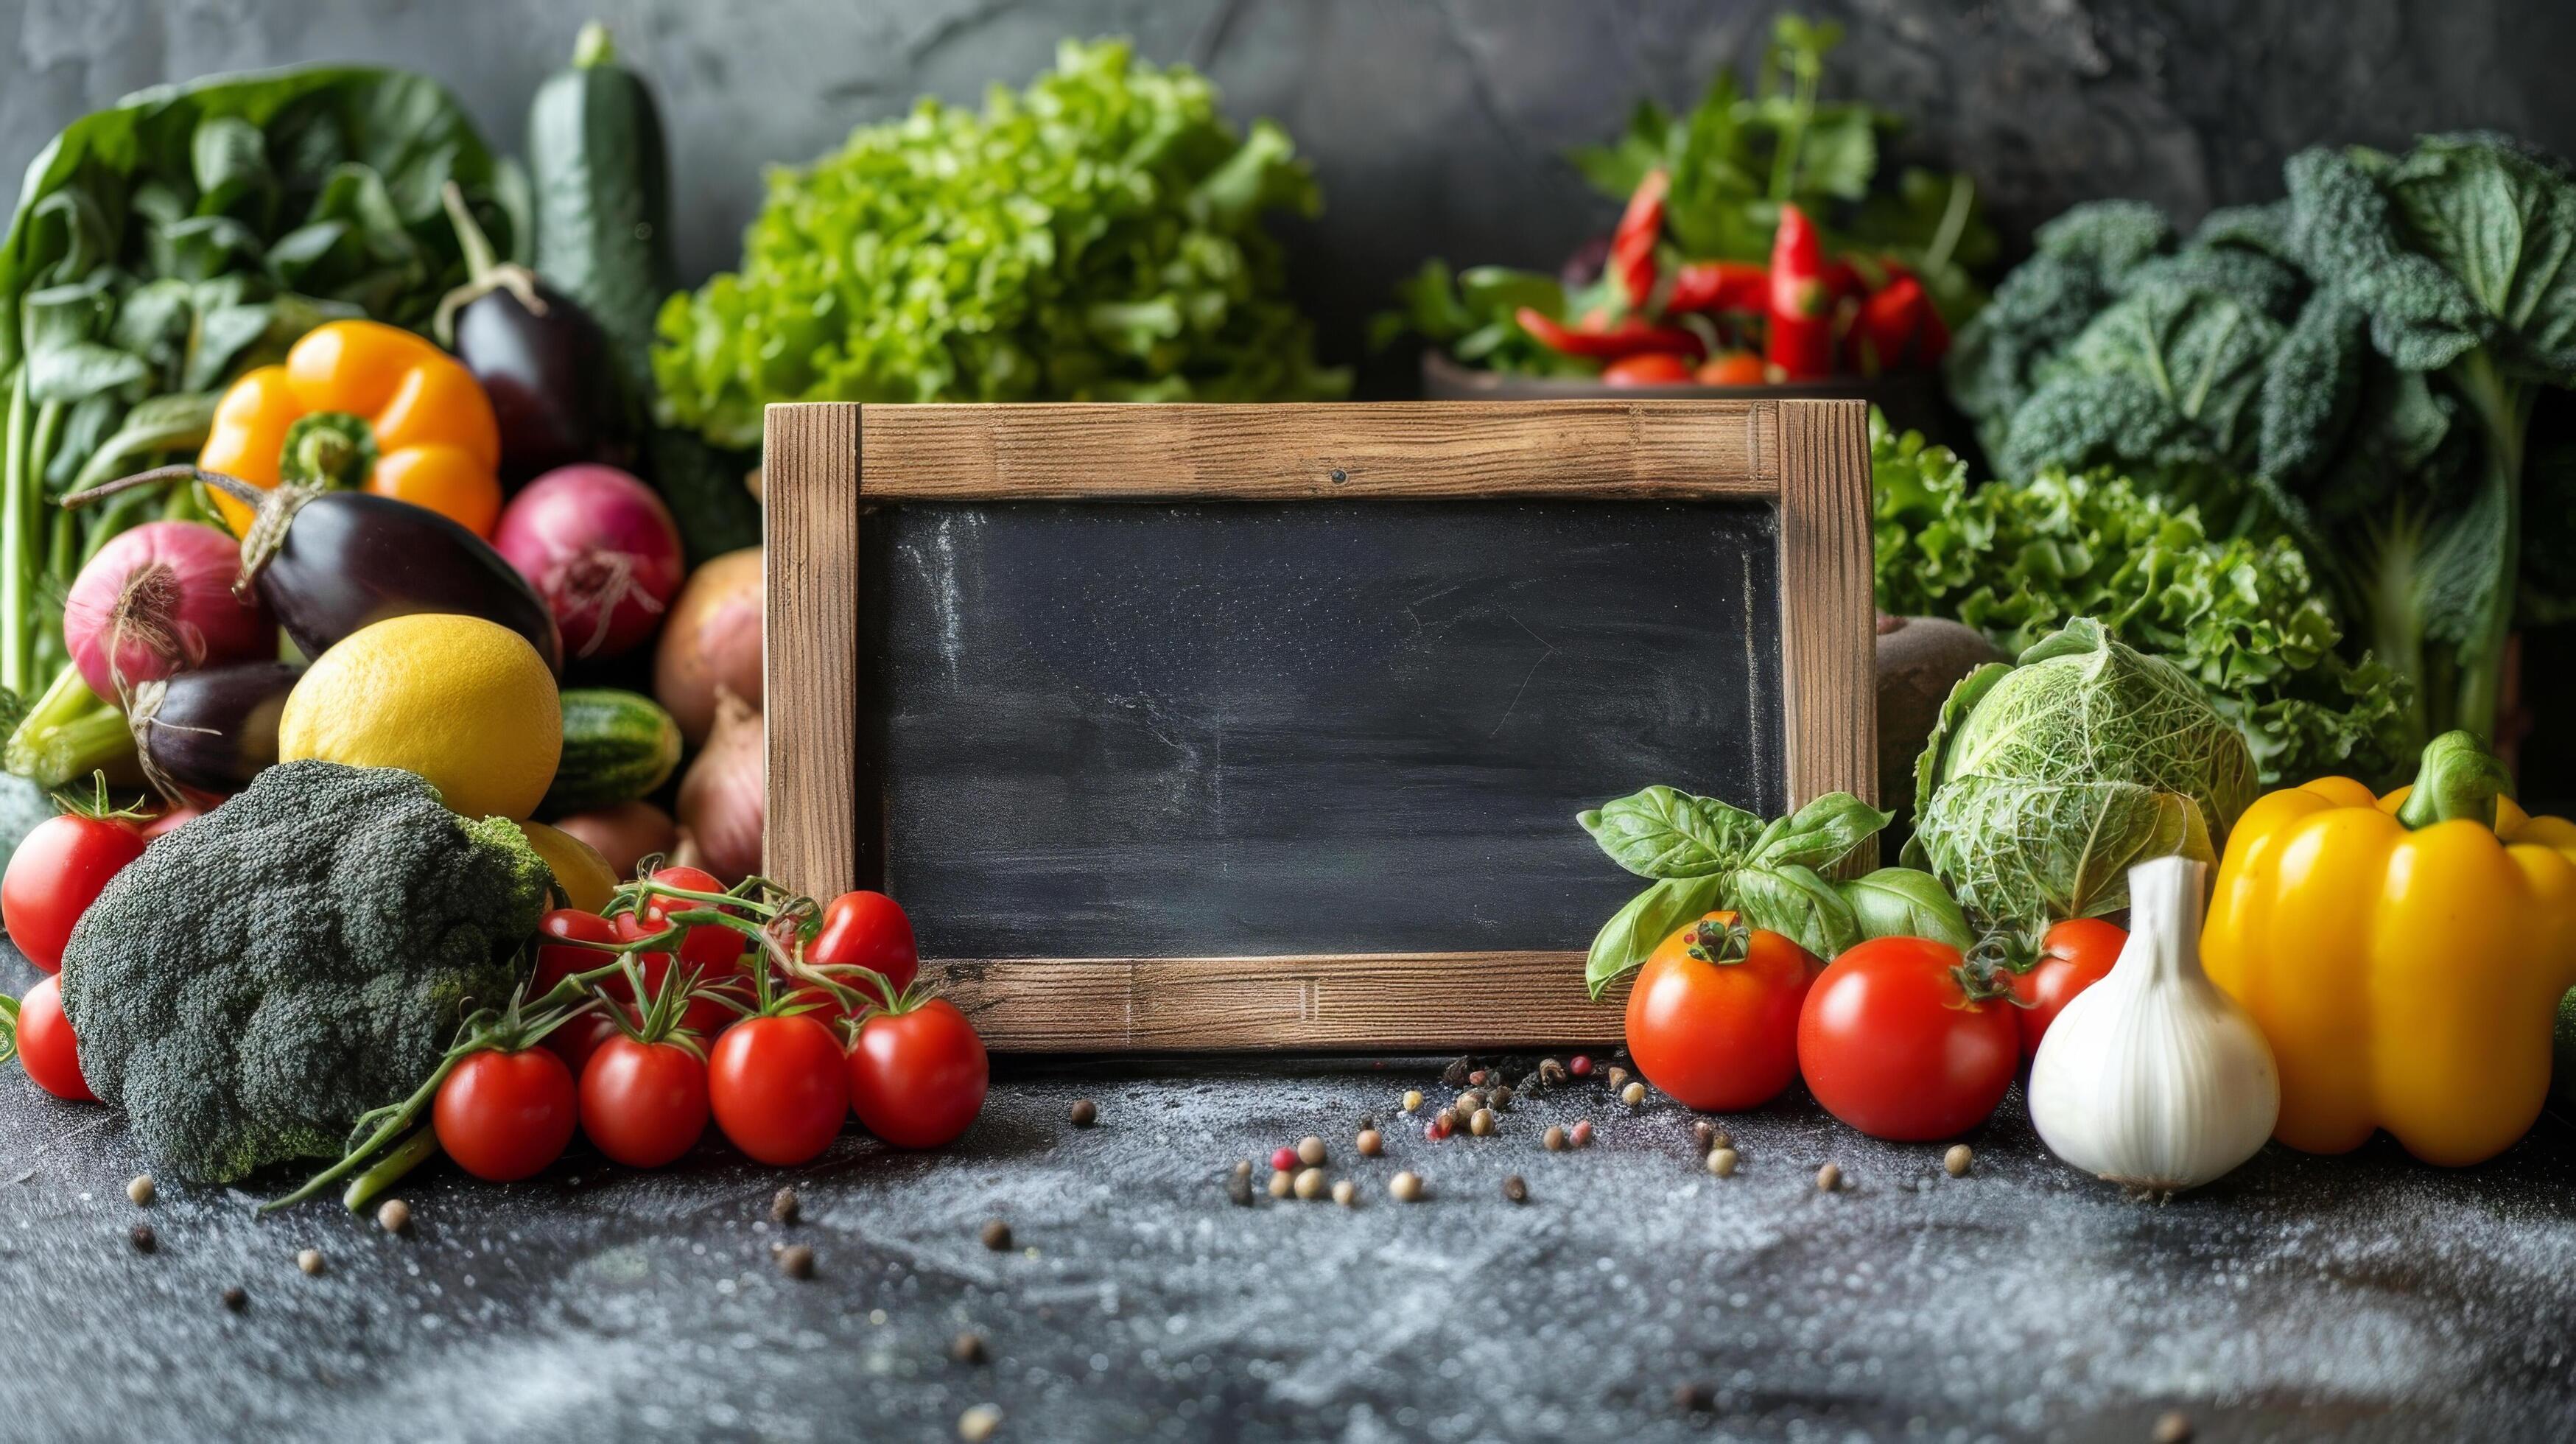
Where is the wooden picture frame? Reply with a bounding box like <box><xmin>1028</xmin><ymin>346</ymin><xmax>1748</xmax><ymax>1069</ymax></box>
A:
<box><xmin>762</xmin><ymin>399</ymin><xmax>1875</xmax><ymax>1051</ymax></box>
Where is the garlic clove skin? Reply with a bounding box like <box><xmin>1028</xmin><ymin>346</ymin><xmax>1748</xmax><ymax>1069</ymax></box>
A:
<box><xmin>2027</xmin><ymin>855</ymin><xmax>2280</xmax><ymax>1195</ymax></box>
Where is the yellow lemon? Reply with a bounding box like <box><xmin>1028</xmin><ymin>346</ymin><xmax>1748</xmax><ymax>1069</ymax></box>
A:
<box><xmin>280</xmin><ymin>614</ymin><xmax>561</xmax><ymax>819</ymax></box>
<box><xmin>519</xmin><ymin>821</ymin><xmax>618</xmax><ymax>913</ymax></box>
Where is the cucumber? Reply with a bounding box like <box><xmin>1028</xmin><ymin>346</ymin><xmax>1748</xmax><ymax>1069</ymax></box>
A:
<box><xmin>527</xmin><ymin>22</ymin><xmax>759</xmax><ymax>561</ymax></box>
<box><xmin>544</xmin><ymin>687</ymin><xmax>681</xmax><ymax>816</ymax></box>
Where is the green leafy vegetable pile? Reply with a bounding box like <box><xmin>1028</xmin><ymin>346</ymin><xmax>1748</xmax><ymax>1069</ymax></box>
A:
<box><xmin>1870</xmin><ymin>416</ymin><xmax>2408</xmax><ymax>785</ymax></box>
<box><xmin>1946</xmin><ymin>132</ymin><xmax>2576</xmax><ymax>754</ymax></box>
<box><xmin>57</xmin><ymin>761</ymin><xmax>550</xmax><ymax>1184</ymax></box>
<box><xmin>1904</xmin><ymin>618</ymin><xmax>2257</xmax><ymax>928</ymax></box>
<box><xmin>653</xmin><ymin>38</ymin><xmax>1346</xmax><ymax>449</ymax></box>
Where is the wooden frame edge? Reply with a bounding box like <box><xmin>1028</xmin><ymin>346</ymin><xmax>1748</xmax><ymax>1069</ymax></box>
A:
<box><xmin>1776</xmin><ymin>399</ymin><xmax>1879</xmax><ymax>867</ymax></box>
<box><xmin>762</xmin><ymin>402</ymin><xmax>864</xmax><ymax>901</ymax></box>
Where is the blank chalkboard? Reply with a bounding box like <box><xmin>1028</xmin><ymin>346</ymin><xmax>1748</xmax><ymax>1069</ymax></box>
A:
<box><xmin>763</xmin><ymin>401</ymin><xmax>1874</xmax><ymax>1051</ymax></box>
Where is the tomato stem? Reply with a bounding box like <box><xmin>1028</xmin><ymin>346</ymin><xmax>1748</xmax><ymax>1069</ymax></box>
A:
<box><xmin>341</xmin><ymin>1126</ymin><xmax>438</xmax><ymax>1213</ymax></box>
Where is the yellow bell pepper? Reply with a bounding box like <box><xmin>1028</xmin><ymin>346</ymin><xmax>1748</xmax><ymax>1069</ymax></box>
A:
<box><xmin>2202</xmin><ymin>731</ymin><xmax>2576</xmax><ymax>1166</ymax></box>
<box><xmin>200</xmin><ymin>319</ymin><xmax>502</xmax><ymax>538</ymax></box>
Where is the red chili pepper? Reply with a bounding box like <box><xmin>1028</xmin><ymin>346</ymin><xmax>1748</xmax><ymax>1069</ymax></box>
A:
<box><xmin>1765</xmin><ymin>205</ymin><xmax>1835</xmax><ymax>381</ymax></box>
<box><xmin>1601</xmin><ymin>353</ymin><xmax>1696</xmax><ymax>386</ymax></box>
<box><xmin>1856</xmin><ymin>276</ymin><xmax>1948</xmax><ymax>373</ymax></box>
<box><xmin>1610</xmin><ymin>169</ymin><xmax>1668</xmax><ymax>311</ymax></box>
<box><xmin>1515</xmin><ymin>306</ymin><xmax>1703</xmax><ymax>360</ymax></box>
<box><xmin>1667</xmin><ymin>261</ymin><xmax>1768</xmax><ymax>315</ymax></box>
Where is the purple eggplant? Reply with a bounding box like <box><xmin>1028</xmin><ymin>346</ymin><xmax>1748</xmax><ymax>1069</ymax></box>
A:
<box><xmin>438</xmin><ymin>183</ymin><xmax>634</xmax><ymax>486</ymax></box>
<box><xmin>69</xmin><ymin>469</ymin><xmax>564</xmax><ymax>675</ymax></box>
<box><xmin>130</xmin><ymin>661</ymin><xmax>302</xmax><ymax>799</ymax></box>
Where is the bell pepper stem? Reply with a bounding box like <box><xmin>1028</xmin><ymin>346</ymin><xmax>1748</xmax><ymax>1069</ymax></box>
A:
<box><xmin>2395</xmin><ymin>729</ymin><xmax>2512</xmax><ymax>830</ymax></box>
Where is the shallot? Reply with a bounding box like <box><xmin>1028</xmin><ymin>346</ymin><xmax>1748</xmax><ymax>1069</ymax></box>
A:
<box><xmin>654</xmin><ymin>548</ymin><xmax>762</xmax><ymax>745</ymax></box>
<box><xmin>675</xmin><ymin>690</ymin><xmax>763</xmax><ymax>883</ymax></box>
<box><xmin>492</xmin><ymin>465</ymin><xmax>685</xmax><ymax>661</ymax></box>
<box><xmin>62</xmin><ymin>522</ymin><xmax>273</xmax><ymax>703</ymax></box>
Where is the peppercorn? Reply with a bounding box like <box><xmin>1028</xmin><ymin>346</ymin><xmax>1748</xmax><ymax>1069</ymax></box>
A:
<box><xmin>1608</xmin><ymin>1066</ymin><xmax>1632</xmax><ymax>1091</ymax></box>
<box><xmin>1489</xmin><ymin>1084</ymin><xmax>1514</xmax><ymax>1110</ymax></box>
<box><xmin>297</xmin><ymin>1248</ymin><xmax>325</xmax><ymax>1276</ymax></box>
<box><xmin>1434</xmin><ymin>1107</ymin><xmax>1460</xmax><ymax>1133</ymax></box>
<box><xmin>1469</xmin><ymin>1107</ymin><xmax>1495</xmax><ymax>1136</ymax></box>
<box><xmin>1442</xmin><ymin>1057</ymin><xmax>1472</xmax><ymax>1087</ymax></box>
<box><xmin>376</xmin><ymin>1199</ymin><xmax>412</xmax><ymax>1235</ymax></box>
<box><xmin>1708</xmin><ymin>1148</ymin><xmax>1739</xmax><ymax>1178</ymax></box>
<box><xmin>1294</xmin><ymin>1167</ymin><xmax>1327</xmax><ymax>1201</ymax></box>
<box><xmin>1570</xmin><ymin>1120</ymin><xmax>1593</xmax><ymax>1148</ymax></box>
<box><xmin>1815</xmin><ymin>1163</ymin><xmax>1842</xmax><ymax>1193</ymax></box>
<box><xmin>771</xmin><ymin>1187</ymin><xmax>801</xmax><ymax>1224</ymax></box>
<box><xmin>952</xmin><ymin>1331</ymin><xmax>989</xmax><ymax>1364</ymax></box>
<box><xmin>1468</xmin><ymin>1068</ymin><xmax>1488</xmax><ymax>1086</ymax></box>
<box><xmin>778</xmin><ymin>1244</ymin><xmax>816</xmax><ymax>1280</ymax></box>
<box><xmin>1674</xmin><ymin>1381</ymin><xmax>1716</xmax><ymax>1412</ymax></box>
<box><xmin>1331</xmin><ymin>1179</ymin><xmax>1358</xmax><ymax>1208</ymax></box>
<box><xmin>1356</xmin><ymin>1128</ymin><xmax>1383</xmax><ymax>1157</ymax></box>
<box><xmin>1456</xmin><ymin>1090</ymin><xmax>1484</xmax><ymax>1115</ymax></box>
<box><xmin>1621</xmin><ymin>1082</ymin><xmax>1646</xmax><ymax>1108</ymax></box>
<box><xmin>959</xmin><ymin>1403</ymin><xmax>1004</xmax><ymax>1443</ymax></box>
<box><xmin>126</xmin><ymin>1174</ymin><xmax>155</xmax><ymax>1208</ymax></box>
<box><xmin>1268</xmin><ymin>1169</ymin><xmax>1294</xmax><ymax>1199</ymax></box>
<box><xmin>1227</xmin><ymin>1174</ymin><xmax>1254</xmax><ymax>1208</ymax></box>
<box><xmin>1569</xmin><ymin>1054</ymin><xmax>1593</xmax><ymax>1078</ymax></box>
<box><xmin>1944</xmin><ymin>1144</ymin><xmax>1973</xmax><ymax>1178</ymax></box>
<box><xmin>1537</xmin><ymin>1058</ymin><xmax>1568</xmax><ymax>1087</ymax></box>
<box><xmin>1692</xmin><ymin>1120</ymin><xmax>1717</xmax><ymax>1150</ymax></box>
<box><xmin>1402</xmin><ymin>1090</ymin><xmax>1425</xmax><ymax>1113</ymax></box>
<box><xmin>221</xmin><ymin>1286</ymin><xmax>248</xmax><ymax>1312</ymax></box>
<box><xmin>2151</xmin><ymin>1411</ymin><xmax>2194</xmax><ymax>1444</ymax></box>
<box><xmin>1232</xmin><ymin>1159</ymin><xmax>1254</xmax><ymax>1180</ymax></box>
<box><xmin>1502</xmin><ymin>1174</ymin><xmax>1528</xmax><ymax>1203</ymax></box>
<box><xmin>130</xmin><ymin>1224</ymin><xmax>157</xmax><ymax>1254</ymax></box>
<box><xmin>1296</xmin><ymin>1135</ymin><xmax>1327</xmax><ymax>1167</ymax></box>
<box><xmin>1543</xmin><ymin>1124</ymin><xmax>1568</xmax><ymax>1152</ymax></box>
<box><xmin>1389</xmin><ymin>1171</ymin><xmax>1423</xmax><ymax>1202</ymax></box>
<box><xmin>980</xmin><ymin>1219</ymin><xmax>1014</xmax><ymax>1251</ymax></box>
<box><xmin>1070</xmin><ymin>1099</ymin><xmax>1098</xmax><ymax>1128</ymax></box>
<box><xmin>1271</xmin><ymin>1146</ymin><xmax>1299</xmax><ymax>1172</ymax></box>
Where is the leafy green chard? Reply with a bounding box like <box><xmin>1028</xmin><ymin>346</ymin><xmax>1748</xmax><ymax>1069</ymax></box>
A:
<box><xmin>0</xmin><ymin>65</ymin><xmax>519</xmax><ymax>727</ymax></box>
<box><xmin>1575</xmin><ymin>787</ymin><xmax>1965</xmax><ymax>995</ymax></box>
<box><xmin>653</xmin><ymin>40</ymin><xmax>1344</xmax><ymax>449</ymax></box>
<box><xmin>1870</xmin><ymin>416</ymin><xmax>2409</xmax><ymax>785</ymax></box>
<box><xmin>1903</xmin><ymin>619</ymin><xmax>2256</xmax><ymax>928</ymax></box>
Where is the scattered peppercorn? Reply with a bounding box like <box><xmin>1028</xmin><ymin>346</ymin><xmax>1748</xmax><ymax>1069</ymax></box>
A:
<box><xmin>771</xmin><ymin>1187</ymin><xmax>801</xmax><ymax>1224</ymax></box>
<box><xmin>1389</xmin><ymin>1171</ymin><xmax>1424</xmax><ymax>1202</ymax></box>
<box><xmin>1468</xmin><ymin>1068</ymin><xmax>1488</xmax><ymax>1086</ymax></box>
<box><xmin>1621</xmin><ymin>1082</ymin><xmax>1646</xmax><ymax>1108</ymax></box>
<box><xmin>1293</xmin><ymin>1167</ymin><xmax>1327</xmax><ymax>1201</ymax></box>
<box><xmin>297</xmin><ymin>1248</ymin><xmax>325</xmax><ymax>1276</ymax></box>
<box><xmin>1569</xmin><ymin>1054</ymin><xmax>1593</xmax><ymax>1078</ymax></box>
<box><xmin>2152</xmin><ymin>1411</ymin><xmax>2194</xmax><ymax>1444</ymax></box>
<box><xmin>1489</xmin><ymin>1084</ymin><xmax>1515</xmax><ymax>1110</ymax></box>
<box><xmin>1402</xmin><ymin>1090</ymin><xmax>1425</xmax><ymax>1113</ymax></box>
<box><xmin>1331</xmin><ymin>1179</ymin><xmax>1358</xmax><ymax>1208</ymax></box>
<box><xmin>1607</xmin><ymin>1065</ymin><xmax>1632</xmax><ymax>1091</ymax></box>
<box><xmin>1356</xmin><ymin>1128</ymin><xmax>1383</xmax><ymax>1157</ymax></box>
<box><xmin>958</xmin><ymin>1403</ymin><xmax>1004</xmax><ymax>1443</ymax></box>
<box><xmin>221</xmin><ymin>1286</ymin><xmax>248</xmax><ymax>1312</ymax></box>
<box><xmin>778</xmin><ymin>1244</ymin><xmax>816</xmax><ymax>1279</ymax></box>
<box><xmin>1674</xmin><ymin>1381</ymin><xmax>1716</xmax><ymax>1412</ymax></box>
<box><xmin>1469</xmin><ymin>1107</ymin><xmax>1496</xmax><ymax>1136</ymax></box>
<box><xmin>1570</xmin><ymin>1120</ymin><xmax>1594</xmax><ymax>1148</ymax></box>
<box><xmin>1692</xmin><ymin>1120</ymin><xmax>1717</xmax><ymax>1150</ymax></box>
<box><xmin>1815</xmin><ymin>1163</ymin><xmax>1842</xmax><ymax>1193</ymax></box>
<box><xmin>1226</xmin><ymin>1174</ymin><xmax>1254</xmax><ymax>1207</ymax></box>
<box><xmin>126</xmin><ymin>1174</ymin><xmax>155</xmax><ymax>1207</ymax></box>
<box><xmin>376</xmin><ymin>1199</ymin><xmax>412</xmax><ymax>1235</ymax></box>
<box><xmin>952</xmin><ymin>1331</ymin><xmax>989</xmax><ymax>1364</ymax></box>
<box><xmin>1944</xmin><ymin>1144</ymin><xmax>1973</xmax><ymax>1178</ymax></box>
<box><xmin>1502</xmin><ymin>1174</ymin><xmax>1528</xmax><ymax>1203</ymax></box>
<box><xmin>1434</xmin><ymin>1107</ymin><xmax>1459</xmax><ymax>1133</ymax></box>
<box><xmin>130</xmin><ymin>1224</ymin><xmax>157</xmax><ymax>1254</ymax></box>
<box><xmin>1456</xmin><ymin>1090</ymin><xmax>1484</xmax><ymax>1115</ymax></box>
<box><xmin>1268</xmin><ymin>1169</ymin><xmax>1294</xmax><ymax>1199</ymax></box>
<box><xmin>980</xmin><ymin>1219</ymin><xmax>1014</xmax><ymax>1251</ymax></box>
<box><xmin>1543</xmin><ymin>1125</ymin><xmax>1568</xmax><ymax>1152</ymax></box>
<box><xmin>1296</xmin><ymin>1135</ymin><xmax>1327</xmax><ymax>1167</ymax></box>
<box><xmin>1537</xmin><ymin>1057</ymin><xmax>1568</xmax><ymax>1087</ymax></box>
<box><xmin>1708</xmin><ymin>1148</ymin><xmax>1739</xmax><ymax>1178</ymax></box>
<box><xmin>1069</xmin><ymin>1099</ymin><xmax>1098</xmax><ymax>1128</ymax></box>
<box><xmin>1232</xmin><ymin>1159</ymin><xmax>1254</xmax><ymax>1180</ymax></box>
<box><xmin>1271</xmin><ymin>1146</ymin><xmax>1299</xmax><ymax>1173</ymax></box>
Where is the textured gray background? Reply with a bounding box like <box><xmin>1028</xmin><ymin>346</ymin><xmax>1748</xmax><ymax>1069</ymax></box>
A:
<box><xmin>1</xmin><ymin>0</ymin><xmax>2565</xmax><ymax>393</ymax></box>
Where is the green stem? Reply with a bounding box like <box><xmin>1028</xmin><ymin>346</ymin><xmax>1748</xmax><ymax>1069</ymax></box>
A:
<box><xmin>343</xmin><ymin>1127</ymin><xmax>439</xmax><ymax>1213</ymax></box>
<box><xmin>572</xmin><ymin>19</ymin><xmax>616</xmax><ymax>68</ymax></box>
<box><xmin>0</xmin><ymin>992</ymin><xmax>19</xmax><ymax>1068</ymax></box>
<box><xmin>2395</xmin><ymin>729</ymin><xmax>2510</xmax><ymax>830</ymax></box>
<box><xmin>2446</xmin><ymin>347</ymin><xmax>2528</xmax><ymax>746</ymax></box>
<box><xmin>2363</xmin><ymin>508</ymin><xmax>2434</xmax><ymax>754</ymax></box>
<box><xmin>3</xmin><ymin>371</ymin><xmax>30</xmax><ymax>695</ymax></box>
<box><xmin>4</xmin><ymin>660</ymin><xmax>135</xmax><ymax>786</ymax></box>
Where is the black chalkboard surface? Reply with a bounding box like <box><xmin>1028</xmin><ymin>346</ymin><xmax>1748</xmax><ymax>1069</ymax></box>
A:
<box><xmin>762</xmin><ymin>400</ymin><xmax>1874</xmax><ymax>1049</ymax></box>
<box><xmin>857</xmin><ymin>500</ymin><xmax>1786</xmax><ymax>959</ymax></box>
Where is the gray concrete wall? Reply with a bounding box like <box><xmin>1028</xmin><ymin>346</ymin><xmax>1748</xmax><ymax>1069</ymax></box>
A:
<box><xmin>1</xmin><ymin>0</ymin><xmax>2563</xmax><ymax>391</ymax></box>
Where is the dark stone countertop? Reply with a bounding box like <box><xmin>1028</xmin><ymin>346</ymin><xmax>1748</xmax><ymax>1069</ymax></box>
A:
<box><xmin>3</xmin><ymin>947</ymin><xmax>2573</xmax><ymax>1443</ymax></box>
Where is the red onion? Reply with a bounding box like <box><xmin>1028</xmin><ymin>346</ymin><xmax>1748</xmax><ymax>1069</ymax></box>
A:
<box><xmin>492</xmin><ymin>464</ymin><xmax>685</xmax><ymax>661</ymax></box>
<box><xmin>62</xmin><ymin>521</ymin><xmax>274</xmax><ymax>703</ymax></box>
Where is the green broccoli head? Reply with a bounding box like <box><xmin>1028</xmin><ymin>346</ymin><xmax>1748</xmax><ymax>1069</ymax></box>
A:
<box><xmin>57</xmin><ymin>761</ymin><xmax>549</xmax><ymax>1183</ymax></box>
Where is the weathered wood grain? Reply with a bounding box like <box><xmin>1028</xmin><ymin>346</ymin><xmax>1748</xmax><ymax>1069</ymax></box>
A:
<box><xmin>1777</xmin><ymin>399</ymin><xmax>1878</xmax><ymax>870</ymax></box>
<box><xmin>761</xmin><ymin>403</ymin><xmax>863</xmax><ymax>900</ymax></box>
<box><xmin>922</xmin><ymin>952</ymin><xmax>1629</xmax><ymax>1051</ymax></box>
<box><xmin>857</xmin><ymin>401</ymin><xmax>1777</xmax><ymax>500</ymax></box>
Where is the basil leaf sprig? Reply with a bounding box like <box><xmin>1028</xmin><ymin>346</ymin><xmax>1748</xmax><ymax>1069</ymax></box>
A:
<box><xmin>1576</xmin><ymin>787</ymin><xmax>1965</xmax><ymax>996</ymax></box>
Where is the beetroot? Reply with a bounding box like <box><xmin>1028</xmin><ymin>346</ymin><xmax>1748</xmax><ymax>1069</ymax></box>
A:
<box><xmin>61</xmin><ymin>522</ymin><xmax>273</xmax><ymax>703</ymax></box>
<box><xmin>493</xmin><ymin>465</ymin><xmax>686</xmax><ymax>661</ymax></box>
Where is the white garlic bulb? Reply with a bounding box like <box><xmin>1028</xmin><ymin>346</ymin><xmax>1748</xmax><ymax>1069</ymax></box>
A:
<box><xmin>2026</xmin><ymin>855</ymin><xmax>2279</xmax><ymax>1196</ymax></box>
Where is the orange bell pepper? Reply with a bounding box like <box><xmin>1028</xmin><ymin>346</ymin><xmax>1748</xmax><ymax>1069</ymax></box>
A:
<box><xmin>200</xmin><ymin>320</ymin><xmax>502</xmax><ymax>537</ymax></box>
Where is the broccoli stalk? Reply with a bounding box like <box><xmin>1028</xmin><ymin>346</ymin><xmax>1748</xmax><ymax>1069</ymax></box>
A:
<box><xmin>3</xmin><ymin>660</ymin><xmax>136</xmax><ymax>788</ymax></box>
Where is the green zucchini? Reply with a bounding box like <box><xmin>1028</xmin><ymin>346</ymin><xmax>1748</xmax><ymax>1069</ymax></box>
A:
<box><xmin>527</xmin><ymin>22</ymin><xmax>759</xmax><ymax>561</ymax></box>
<box><xmin>544</xmin><ymin>687</ymin><xmax>681</xmax><ymax>816</ymax></box>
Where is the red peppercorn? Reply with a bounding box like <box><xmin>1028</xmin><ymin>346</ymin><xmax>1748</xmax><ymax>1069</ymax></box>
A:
<box><xmin>1570</xmin><ymin>1119</ymin><xmax>1594</xmax><ymax>1148</ymax></box>
<box><xmin>1425</xmin><ymin>1115</ymin><xmax>1453</xmax><ymax>1140</ymax></box>
<box><xmin>1570</xmin><ymin>1055</ymin><xmax>1594</xmax><ymax>1078</ymax></box>
<box><xmin>1271</xmin><ymin>1146</ymin><xmax>1299</xmax><ymax>1173</ymax></box>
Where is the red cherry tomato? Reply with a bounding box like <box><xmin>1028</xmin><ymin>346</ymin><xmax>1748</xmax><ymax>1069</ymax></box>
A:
<box><xmin>845</xmin><ymin>998</ymin><xmax>988</xmax><ymax>1149</ymax></box>
<box><xmin>811</xmin><ymin>891</ymin><xmax>919</xmax><ymax>998</ymax></box>
<box><xmin>639</xmin><ymin>865</ymin><xmax>751</xmax><ymax>976</ymax></box>
<box><xmin>15</xmin><ymin>975</ymin><xmax>94</xmax><ymax>1101</ymax></box>
<box><xmin>545</xmin><ymin>1009</ymin><xmax>626</xmax><ymax>1078</ymax></box>
<box><xmin>531</xmin><ymin>908</ymin><xmax>623</xmax><ymax>995</ymax></box>
<box><xmin>708</xmin><ymin>1014</ymin><xmax>849</xmax><ymax>1165</ymax></box>
<box><xmin>1796</xmin><ymin>936</ymin><xmax>2018</xmax><ymax>1141</ymax></box>
<box><xmin>2</xmin><ymin>813</ymin><xmax>147</xmax><ymax>973</ymax></box>
<box><xmin>1624</xmin><ymin>911</ymin><xmax>1819</xmax><ymax>1112</ymax></box>
<box><xmin>434</xmin><ymin>1047</ymin><xmax>578</xmax><ymax>1182</ymax></box>
<box><xmin>580</xmin><ymin>1034</ymin><xmax>711</xmax><ymax>1168</ymax></box>
<box><xmin>2010</xmin><ymin>917</ymin><xmax>2126</xmax><ymax>1059</ymax></box>
<box><xmin>1601</xmin><ymin>351</ymin><xmax>1696</xmax><ymax>385</ymax></box>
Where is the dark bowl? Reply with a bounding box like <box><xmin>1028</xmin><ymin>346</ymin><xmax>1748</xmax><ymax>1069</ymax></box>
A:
<box><xmin>1419</xmin><ymin>351</ymin><xmax>1952</xmax><ymax>438</ymax></box>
